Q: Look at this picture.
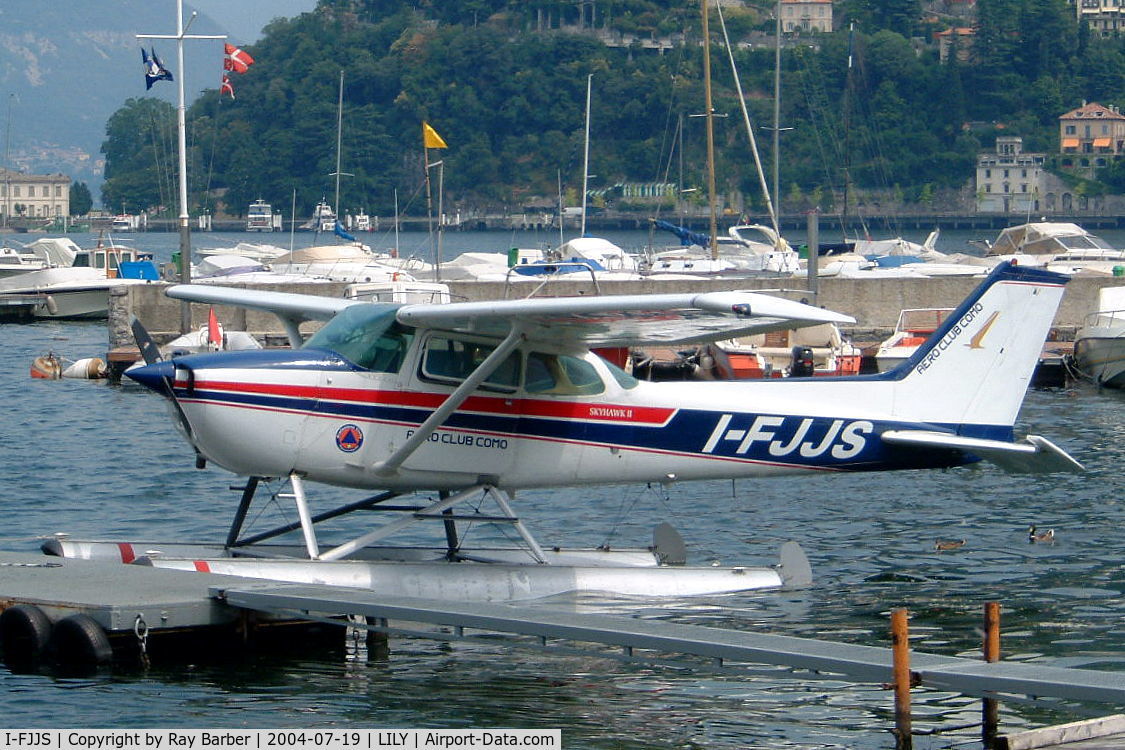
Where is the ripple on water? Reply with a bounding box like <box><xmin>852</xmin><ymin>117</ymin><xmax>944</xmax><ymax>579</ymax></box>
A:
<box><xmin>1</xmin><ymin>315</ymin><xmax>1124</xmax><ymax>746</ymax></box>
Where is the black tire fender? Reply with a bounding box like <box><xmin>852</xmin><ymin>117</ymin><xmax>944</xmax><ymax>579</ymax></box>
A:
<box><xmin>0</xmin><ymin>604</ymin><xmax>53</xmax><ymax>662</ymax></box>
<box><xmin>50</xmin><ymin>613</ymin><xmax>113</xmax><ymax>666</ymax></box>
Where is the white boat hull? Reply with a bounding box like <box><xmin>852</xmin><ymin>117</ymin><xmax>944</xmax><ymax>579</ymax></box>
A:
<box><xmin>1073</xmin><ymin>331</ymin><xmax>1125</xmax><ymax>388</ymax></box>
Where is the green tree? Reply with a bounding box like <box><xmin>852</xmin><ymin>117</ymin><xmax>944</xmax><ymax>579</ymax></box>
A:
<box><xmin>69</xmin><ymin>181</ymin><xmax>93</xmax><ymax>215</ymax></box>
<box><xmin>101</xmin><ymin>98</ymin><xmax>179</xmax><ymax>214</ymax></box>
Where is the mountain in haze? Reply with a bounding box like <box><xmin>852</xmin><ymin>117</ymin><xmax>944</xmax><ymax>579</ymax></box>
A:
<box><xmin>0</xmin><ymin>0</ymin><xmax>302</xmax><ymax>194</ymax></box>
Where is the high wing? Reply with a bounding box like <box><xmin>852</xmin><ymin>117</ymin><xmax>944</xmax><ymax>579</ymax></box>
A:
<box><xmin>168</xmin><ymin>285</ymin><xmax>358</xmax><ymax>347</ymax></box>
<box><xmin>167</xmin><ymin>286</ymin><xmax>853</xmax><ymax>347</ymax></box>
<box><xmin>397</xmin><ymin>292</ymin><xmax>853</xmax><ymax>347</ymax></box>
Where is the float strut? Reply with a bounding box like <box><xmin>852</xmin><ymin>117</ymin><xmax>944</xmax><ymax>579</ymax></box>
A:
<box><xmin>225</xmin><ymin>476</ymin><xmax>261</xmax><ymax>549</ymax></box>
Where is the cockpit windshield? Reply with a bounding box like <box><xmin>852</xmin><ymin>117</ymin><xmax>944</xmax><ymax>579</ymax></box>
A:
<box><xmin>303</xmin><ymin>303</ymin><xmax>415</xmax><ymax>372</ymax></box>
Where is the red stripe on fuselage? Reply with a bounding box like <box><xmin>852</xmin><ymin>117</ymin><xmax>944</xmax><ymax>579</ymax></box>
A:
<box><xmin>180</xmin><ymin>395</ymin><xmax>846</xmax><ymax>474</ymax></box>
<box><xmin>176</xmin><ymin>378</ymin><xmax>675</xmax><ymax>425</ymax></box>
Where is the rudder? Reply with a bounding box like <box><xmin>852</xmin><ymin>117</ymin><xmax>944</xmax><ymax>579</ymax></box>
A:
<box><xmin>884</xmin><ymin>262</ymin><xmax>1069</xmax><ymax>434</ymax></box>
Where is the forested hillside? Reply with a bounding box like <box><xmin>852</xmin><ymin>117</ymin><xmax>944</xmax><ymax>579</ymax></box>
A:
<box><xmin>99</xmin><ymin>0</ymin><xmax>1125</xmax><ymax>218</ymax></box>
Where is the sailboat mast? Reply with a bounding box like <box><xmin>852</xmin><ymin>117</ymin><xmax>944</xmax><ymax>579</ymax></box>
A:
<box><xmin>841</xmin><ymin>22</ymin><xmax>854</xmax><ymax>244</ymax></box>
<box><xmin>333</xmin><ymin>69</ymin><xmax>344</xmax><ymax>221</ymax></box>
<box><xmin>701</xmin><ymin>0</ymin><xmax>718</xmax><ymax>261</ymax></box>
<box><xmin>772</xmin><ymin>0</ymin><xmax>781</xmax><ymax>219</ymax></box>
<box><xmin>581</xmin><ymin>73</ymin><xmax>592</xmax><ymax>238</ymax></box>
<box><xmin>716</xmin><ymin>2</ymin><xmax>778</xmax><ymax>237</ymax></box>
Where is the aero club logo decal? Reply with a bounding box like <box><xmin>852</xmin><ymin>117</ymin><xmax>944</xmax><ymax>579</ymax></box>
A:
<box><xmin>335</xmin><ymin>424</ymin><xmax>364</xmax><ymax>453</ymax></box>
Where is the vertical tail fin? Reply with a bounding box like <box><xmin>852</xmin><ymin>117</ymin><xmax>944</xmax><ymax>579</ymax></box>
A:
<box><xmin>884</xmin><ymin>262</ymin><xmax>1068</xmax><ymax>435</ymax></box>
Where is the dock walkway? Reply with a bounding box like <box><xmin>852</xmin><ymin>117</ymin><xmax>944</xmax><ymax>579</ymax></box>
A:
<box><xmin>217</xmin><ymin>582</ymin><xmax>1125</xmax><ymax>705</ymax></box>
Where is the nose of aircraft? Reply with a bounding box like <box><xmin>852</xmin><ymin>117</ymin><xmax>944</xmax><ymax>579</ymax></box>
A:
<box><xmin>125</xmin><ymin>359</ymin><xmax>177</xmax><ymax>394</ymax></box>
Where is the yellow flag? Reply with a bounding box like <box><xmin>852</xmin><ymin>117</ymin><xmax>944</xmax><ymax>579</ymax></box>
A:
<box><xmin>422</xmin><ymin>121</ymin><xmax>447</xmax><ymax>149</ymax></box>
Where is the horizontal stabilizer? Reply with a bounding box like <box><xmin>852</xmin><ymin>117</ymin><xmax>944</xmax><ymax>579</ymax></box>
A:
<box><xmin>881</xmin><ymin>430</ymin><xmax>1083</xmax><ymax>474</ymax></box>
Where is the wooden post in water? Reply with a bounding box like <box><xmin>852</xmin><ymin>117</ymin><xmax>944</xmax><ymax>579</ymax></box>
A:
<box><xmin>891</xmin><ymin>608</ymin><xmax>913</xmax><ymax>750</ymax></box>
<box><xmin>983</xmin><ymin>601</ymin><xmax>1001</xmax><ymax>747</ymax></box>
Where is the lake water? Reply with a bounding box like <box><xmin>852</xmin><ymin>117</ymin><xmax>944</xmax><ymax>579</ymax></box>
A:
<box><xmin>1</xmin><ymin>229</ymin><xmax>1124</xmax><ymax>747</ymax></box>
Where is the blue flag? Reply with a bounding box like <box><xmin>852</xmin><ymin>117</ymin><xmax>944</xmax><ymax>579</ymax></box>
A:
<box><xmin>142</xmin><ymin>47</ymin><xmax>173</xmax><ymax>90</ymax></box>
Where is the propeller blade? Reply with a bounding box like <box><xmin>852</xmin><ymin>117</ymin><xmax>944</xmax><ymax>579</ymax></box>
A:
<box><xmin>130</xmin><ymin>316</ymin><xmax>163</xmax><ymax>365</ymax></box>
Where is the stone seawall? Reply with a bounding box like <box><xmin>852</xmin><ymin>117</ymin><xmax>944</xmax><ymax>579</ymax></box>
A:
<box><xmin>110</xmin><ymin>274</ymin><xmax>1117</xmax><ymax>348</ymax></box>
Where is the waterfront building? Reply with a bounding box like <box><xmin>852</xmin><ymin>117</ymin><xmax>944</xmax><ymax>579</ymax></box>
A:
<box><xmin>780</xmin><ymin>0</ymin><xmax>833</xmax><ymax>33</ymax></box>
<box><xmin>1076</xmin><ymin>0</ymin><xmax>1125</xmax><ymax>36</ymax></box>
<box><xmin>1058</xmin><ymin>101</ymin><xmax>1125</xmax><ymax>177</ymax></box>
<box><xmin>975</xmin><ymin>137</ymin><xmax>1046</xmax><ymax>214</ymax></box>
<box><xmin>0</xmin><ymin>167</ymin><xmax>70</xmax><ymax>224</ymax></box>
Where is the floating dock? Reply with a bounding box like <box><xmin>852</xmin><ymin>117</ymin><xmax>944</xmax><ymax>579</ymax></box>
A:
<box><xmin>0</xmin><ymin>293</ymin><xmax>41</xmax><ymax>322</ymax></box>
<box><xmin>3</xmin><ymin>548</ymin><xmax>1125</xmax><ymax>708</ymax></box>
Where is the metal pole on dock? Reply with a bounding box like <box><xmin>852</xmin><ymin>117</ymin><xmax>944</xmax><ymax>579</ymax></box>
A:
<box><xmin>891</xmin><ymin>608</ymin><xmax>913</xmax><ymax>750</ymax></box>
<box><xmin>137</xmin><ymin>0</ymin><xmax>225</xmax><ymax>333</ymax></box>
<box><xmin>983</xmin><ymin>601</ymin><xmax>1001</xmax><ymax>747</ymax></box>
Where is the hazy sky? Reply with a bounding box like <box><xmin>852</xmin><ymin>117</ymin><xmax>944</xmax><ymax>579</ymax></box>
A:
<box><xmin>187</xmin><ymin>0</ymin><xmax>318</xmax><ymax>42</ymax></box>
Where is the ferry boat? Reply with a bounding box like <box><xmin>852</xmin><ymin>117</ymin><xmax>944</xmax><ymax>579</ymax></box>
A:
<box><xmin>246</xmin><ymin>199</ymin><xmax>278</xmax><ymax>232</ymax></box>
<box><xmin>303</xmin><ymin>200</ymin><xmax>336</xmax><ymax>232</ymax></box>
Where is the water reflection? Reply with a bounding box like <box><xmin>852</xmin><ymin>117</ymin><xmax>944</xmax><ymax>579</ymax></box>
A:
<box><xmin>1</xmin><ymin>310</ymin><xmax>1123</xmax><ymax>747</ymax></box>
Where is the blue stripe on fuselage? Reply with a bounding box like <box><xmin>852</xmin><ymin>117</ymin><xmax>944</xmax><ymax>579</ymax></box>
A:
<box><xmin>179</xmin><ymin>383</ymin><xmax>1005</xmax><ymax>472</ymax></box>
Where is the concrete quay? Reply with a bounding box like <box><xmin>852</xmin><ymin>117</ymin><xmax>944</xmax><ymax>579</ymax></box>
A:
<box><xmin>110</xmin><ymin>274</ymin><xmax>1116</xmax><ymax>349</ymax></box>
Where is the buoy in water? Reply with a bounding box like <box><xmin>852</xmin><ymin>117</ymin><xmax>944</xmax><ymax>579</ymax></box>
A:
<box><xmin>62</xmin><ymin>357</ymin><xmax>108</xmax><ymax>379</ymax></box>
<box><xmin>30</xmin><ymin>353</ymin><xmax>62</xmax><ymax>379</ymax></box>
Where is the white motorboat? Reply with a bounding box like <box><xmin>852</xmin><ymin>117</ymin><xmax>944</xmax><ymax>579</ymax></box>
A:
<box><xmin>192</xmin><ymin>253</ymin><xmax>334</xmax><ymax>285</ymax></box>
<box><xmin>0</xmin><ymin>246</ymin><xmax>51</xmax><ymax>278</ymax></box>
<box><xmin>649</xmin><ymin>222</ymin><xmax>800</xmax><ymax>276</ymax></box>
<box><xmin>344</xmin><ymin>280</ymin><xmax>451</xmax><ymax>304</ymax></box>
<box><xmin>0</xmin><ymin>237</ymin><xmax>82</xmax><ymax>279</ymax></box>
<box><xmin>302</xmin><ymin>200</ymin><xmax>336</xmax><ymax>232</ymax></box>
<box><xmin>1072</xmin><ymin>285</ymin><xmax>1125</xmax><ymax>388</ymax></box>
<box><xmin>0</xmin><ymin>266</ymin><xmax>151</xmax><ymax>318</ymax></box>
<box><xmin>874</xmin><ymin>308</ymin><xmax>954</xmax><ymax>372</ymax></box>
<box><xmin>271</xmin><ymin>243</ymin><xmax>412</xmax><ymax>283</ymax></box>
<box><xmin>197</xmin><ymin>241</ymin><xmax>289</xmax><ymax>262</ymax></box>
<box><xmin>983</xmin><ymin>222</ymin><xmax>1125</xmax><ymax>274</ymax></box>
<box><xmin>0</xmin><ymin>240</ymin><xmax>158</xmax><ymax>319</ymax></box>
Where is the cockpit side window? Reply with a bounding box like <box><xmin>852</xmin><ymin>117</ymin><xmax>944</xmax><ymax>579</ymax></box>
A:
<box><xmin>603</xmin><ymin>358</ymin><xmax>640</xmax><ymax>389</ymax></box>
<box><xmin>420</xmin><ymin>335</ymin><xmax>521</xmax><ymax>392</ymax></box>
<box><xmin>303</xmin><ymin>304</ymin><xmax>414</xmax><ymax>373</ymax></box>
<box><xmin>524</xmin><ymin>352</ymin><xmax>605</xmax><ymax>395</ymax></box>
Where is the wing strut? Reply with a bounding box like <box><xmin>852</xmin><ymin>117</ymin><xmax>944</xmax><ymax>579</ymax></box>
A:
<box><xmin>371</xmin><ymin>326</ymin><xmax>525</xmax><ymax>477</ymax></box>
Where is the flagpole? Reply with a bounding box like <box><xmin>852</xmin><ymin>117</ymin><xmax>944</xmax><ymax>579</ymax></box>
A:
<box><xmin>437</xmin><ymin>161</ymin><xmax>444</xmax><ymax>277</ymax></box>
<box><xmin>138</xmin><ymin>0</ymin><xmax>224</xmax><ymax>333</ymax></box>
<box><xmin>424</xmin><ymin>141</ymin><xmax>437</xmax><ymax>282</ymax></box>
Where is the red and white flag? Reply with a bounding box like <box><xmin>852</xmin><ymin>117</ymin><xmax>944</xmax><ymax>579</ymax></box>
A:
<box><xmin>220</xmin><ymin>74</ymin><xmax>235</xmax><ymax>99</ymax></box>
<box><xmin>223</xmin><ymin>43</ymin><xmax>254</xmax><ymax>74</ymax></box>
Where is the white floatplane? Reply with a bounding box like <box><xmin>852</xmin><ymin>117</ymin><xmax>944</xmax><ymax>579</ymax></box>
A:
<box><xmin>72</xmin><ymin>262</ymin><xmax>1080</xmax><ymax>601</ymax></box>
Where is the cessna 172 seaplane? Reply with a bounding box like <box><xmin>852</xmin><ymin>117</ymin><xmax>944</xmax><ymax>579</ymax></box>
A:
<box><xmin>54</xmin><ymin>262</ymin><xmax>1082</xmax><ymax>600</ymax></box>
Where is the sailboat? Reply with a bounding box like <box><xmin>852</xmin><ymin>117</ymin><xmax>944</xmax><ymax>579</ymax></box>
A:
<box><xmin>646</xmin><ymin>1</ymin><xmax>798</xmax><ymax>277</ymax></box>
